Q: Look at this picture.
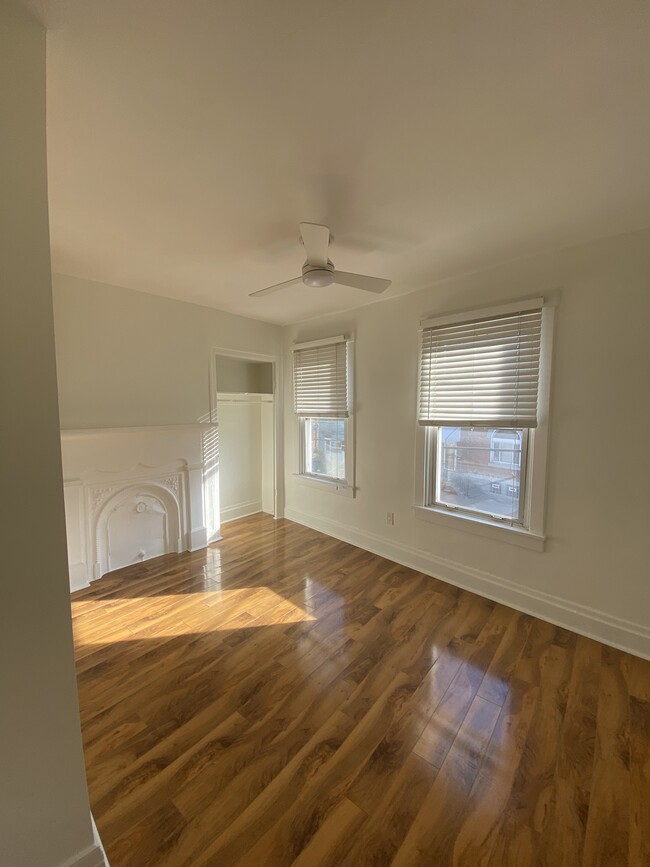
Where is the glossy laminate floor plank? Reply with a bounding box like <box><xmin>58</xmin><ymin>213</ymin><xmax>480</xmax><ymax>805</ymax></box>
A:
<box><xmin>71</xmin><ymin>513</ymin><xmax>650</xmax><ymax>866</ymax></box>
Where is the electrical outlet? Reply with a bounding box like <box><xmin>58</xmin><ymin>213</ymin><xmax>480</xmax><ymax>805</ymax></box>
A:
<box><xmin>386</xmin><ymin>512</ymin><xmax>395</xmax><ymax>526</ymax></box>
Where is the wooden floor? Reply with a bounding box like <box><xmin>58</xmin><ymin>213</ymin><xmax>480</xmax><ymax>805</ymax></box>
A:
<box><xmin>72</xmin><ymin>514</ymin><xmax>650</xmax><ymax>866</ymax></box>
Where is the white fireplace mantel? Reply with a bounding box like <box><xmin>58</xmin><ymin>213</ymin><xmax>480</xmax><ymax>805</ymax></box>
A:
<box><xmin>61</xmin><ymin>425</ymin><xmax>217</xmax><ymax>591</ymax></box>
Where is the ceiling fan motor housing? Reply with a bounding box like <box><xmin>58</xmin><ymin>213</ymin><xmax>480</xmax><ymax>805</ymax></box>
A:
<box><xmin>302</xmin><ymin>260</ymin><xmax>335</xmax><ymax>288</ymax></box>
<box><xmin>248</xmin><ymin>223</ymin><xmax>390</xmax><ymax>296</ymax></box>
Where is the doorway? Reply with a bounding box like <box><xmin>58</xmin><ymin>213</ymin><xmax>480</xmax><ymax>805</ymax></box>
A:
<box><xmin>210</xmin><ymin>352</ymin><xmax>277</xmax><ymax>534</ymax></box>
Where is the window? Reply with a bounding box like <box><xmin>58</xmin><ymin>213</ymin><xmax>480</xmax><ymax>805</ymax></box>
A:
<box><xmin>293</xmin><ymin>336</ymin><xmax>352</xmax><ymax>487</ymax></box>
<box><xmin>436</xmin><ymin>426</ymin><xmax>527</xmax><ymax>523</ymax></box>
<box><xmin>490</xmin><ymin>430</ymin><xmax>523</xmax><ymax>469</ymax></box>
<box><xmin>302</xmin><ymin>417</ymin><xmax>346</xmax><ymax>481</ymax></box>
<box><xmin>415</xmin><ymin>298</ymin><xmax>554</xmax><ymax>545</ymax></box>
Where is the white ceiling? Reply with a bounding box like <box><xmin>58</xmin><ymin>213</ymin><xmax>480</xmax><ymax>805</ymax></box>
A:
<box><xmin>26</xmin><ymin>0</ymin><xmax>650</xmax><ymax>324</ymax></box>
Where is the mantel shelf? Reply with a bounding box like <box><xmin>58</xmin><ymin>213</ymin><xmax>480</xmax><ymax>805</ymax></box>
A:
<box><xmin>61</xmin><ymin>424</ymin><xmax>218</xmax><ymax>440</ymax></box>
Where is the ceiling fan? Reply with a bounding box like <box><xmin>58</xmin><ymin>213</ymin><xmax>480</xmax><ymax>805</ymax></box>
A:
<box><xmin>249</xmin><ymin>222</ymin><xmax>392</xmax><ymax>297</ymax></box>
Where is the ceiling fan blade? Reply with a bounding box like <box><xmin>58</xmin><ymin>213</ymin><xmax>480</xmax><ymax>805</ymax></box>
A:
<box><xmin>333</xmin><ymin>271</ymin><xmax>392</xmax><ymax>294</ymax></box>
<box><xmin>300</xmin><ymin>222</ymin><xmax>330</xmax><ymax>267</ymax></box>
<box><xmin>249</xmin><ymin>276</ymin><xmax>302</xmax><ymax>298</ymax></box>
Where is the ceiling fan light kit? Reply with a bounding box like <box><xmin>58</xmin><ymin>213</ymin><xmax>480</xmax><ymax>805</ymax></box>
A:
<box><xmin>302</xmin><ymin>262</ymin><xmax>335</xmax><ymax>288</ymax></box>
<box><xmin>249</xmin><ymin>222</ymin><xmax>391</xmax><ymax>298</ymax></box>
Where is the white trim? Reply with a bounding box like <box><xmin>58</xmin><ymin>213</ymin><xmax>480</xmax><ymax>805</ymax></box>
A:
<box><xmin>58</xmin><ymin>819</ymin><xmax>108</xmax><ymax>867</ymax></box>
<box><xmin>420</xmin><ymin>296</ymin><xmax>545</xmax><ymax>329</ymax></box>
<box><xmin>292</xmin><ymin>334</ymin><xmax>347</xmax><ymax>350</ymax></box>
<box><xmin>528</xmin><ymin>304</ymin><xmax>555</xmax><ymax>533</ymax></box>
<box><xmin>413</xmin><ymin>505</ymin><xmax>545</xmax><ymax>551</ymax></box>
<box><xmin>61</xmin><ymin>430</ymin><xmax>207</xmax><ymax>589</ymax></box>
<box><xmin>284</xmin><ymin>507</ymin><xmax>650</xmax><ymax>661</ymax></box>
<box><xmin>61</xmin><ymin>424</ymin><xmax>217</xmax><ymax>440</ymax></box>
<box><xmin>209</xmin><ymin>346</ymin><xmax>282</xmax><ymax>524</ymax></box>
<box><xmin>189</xmin><ymin>525</ymin><xmax>209</xmax><ymax>551</ymax></box>
<box><xmin>69</xmin><ymin>563</ymin><xmax>91</xmax><ymax>592</ymax></box>
<box><xmin>295</xmin><ymin>339</ymin><xmax>355</xmax><ymax>492</ymax></box>
<box><xmin>209</xmin><ymin>346</ymin><xmax>279</xmax><ymax>423</ymax></box>
<box><xmin>94</xmin><ymin>481</ymin><xmax>183</xmax><ymax>577</ymax></box>
<box><xmin>58</xmin><ymin>848</ymin><xmax>106</xmax><ymax>867</ymax></box>
<box><xmin>220</xmin><ymin>499</ymin><xmax>264</xmax><ymax>523</ymax></box>
<box><xmin>293</xmin><ymin>472</ymin><xmax>356</xmax><ymax>498</ymax></box>
<box><xmin>209</xmin><ymin>346</ymin><xmax>279</xmax><ymax>362</ymax></box>
<box><xmin>298</xmin><ymin>416</ymin><xmax>351</xmax><ymax>483</ymax></box>
<box><xmin>427</xmin><ymin>425</ymin><xmax>529</xmax><ymax>532</ymax></box>
<box><xmin>90</xmin><ymin>815</ymin><xmax>110</xmax><ymax>867</ymax></box>
<box><xmin>414</xmin><ymin>304</ymin><xmax>555</xmax><ymax>541</ymax></box>
<box><xmin>216</xmin><ymin>392</ymin><xmax>273</xmax><ymax>404</ymax></box>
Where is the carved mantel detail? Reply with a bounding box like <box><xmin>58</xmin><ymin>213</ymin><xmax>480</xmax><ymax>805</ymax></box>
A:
<box><xmin>159</xmin><ymin>475</ymin><xmax>180</xmax><ymax>495</ymax></box>
<box><xmin>61</xmin><ymin>428</ymin><xmax>209</xmax><ymax>591</ymax></box>
<box><xmin>90</xmin><ymin>486</ymin><xmax>115</xmax><ymax>515</ymax></box>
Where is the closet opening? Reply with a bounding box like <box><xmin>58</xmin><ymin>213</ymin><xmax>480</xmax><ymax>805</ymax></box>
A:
<box><xmin>207</xmin><ymin>351</ymin><xmax>278</xmax><ymax>540</ymax></box>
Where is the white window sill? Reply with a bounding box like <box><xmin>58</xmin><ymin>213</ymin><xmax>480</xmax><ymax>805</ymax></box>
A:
<box><xmin>293</xmin><ymin>473</ymin><xmax>356</xmax><ymax>498</ymax></box>
<box><xmin>412</xmin><ymin>505</ymin><xmax>545</xmax><ymax>551</ymax></box>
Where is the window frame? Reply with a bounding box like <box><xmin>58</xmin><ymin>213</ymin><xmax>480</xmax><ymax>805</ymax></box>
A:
<box><xmin>294</xmin><ymin>337</ymin><xmax>355</xmax><ymax>497</ymax></box>
<box><xmin>428</xmin><ymin>425</ymin><xmax>529</xmax><ymax>526</ymax></box>
<box><xmin>299</xmin><ymin>416</ymin><xmax>350</xmax><ymax>485</ymax></box>
<box><xmin>489</xmin><ymin>429</ymin><xmax>523</xmax><ymax>470</ymax></box>
<box><xmin>413</xmin><ymin>301</ymin><xmax>555</xmax><ymax>551</ymax></box>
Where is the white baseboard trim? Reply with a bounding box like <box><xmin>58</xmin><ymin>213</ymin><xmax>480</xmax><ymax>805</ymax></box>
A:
<box><xmin>220</xmin><ymin>499</ymin><xmax>263</xmax><ymax>524</ymax></box>
<box><xmin>189</xmin><ymin>525</ymin><xmax>209</xmax><ymax>552</ymax></box>
<box><xmin>69</xmin><ymin>563</ymin><xmax>90</xmax><ymax>592</ymax></box>
<box><xmin>59</xmin><ymin>848</ymin><xmax>105</xmax><ymax>867</ymax></box>
<box><xmin>59</xmin><ymin>813</ymin><xmax>110</xmax><ymax>866</ymax></box>
<box><xmin>91</xmin><ymin>814</ymin><xmax>110</xmax><ymax>867</ymax></box>
<box><xmin>284</xmin><ymin>507</ymin><xmax>650</xmax><ymax>661</ymax></box>
<box><xmin>59</xmin><ymin>833</ymin><xmax>107</xmax><ymax>867</ymax></box>
<box><xmin>207</xmin><ymin>529</ymin><xmax>223</xmax><ymax>543</ymax></box>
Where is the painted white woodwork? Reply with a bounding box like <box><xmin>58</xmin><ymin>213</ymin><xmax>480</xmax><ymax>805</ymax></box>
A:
<box><xmin>216</xmin><ymin>393</ymin><xmax>274</xmax><ymax>524</ymax></box>
<box><xmin>106</xmin><ymin>493</ymin><xmax>170</xmax><ymax>571</ymax></box>
<box><xmin>61</xmin><ymin>426</ymin><xmax>215</xmax><ymax>590</ymax></box>
<box><xmin>261</xmin><ymin>400</ymin><xmax>275</xmax><ymax>514</ymax></box>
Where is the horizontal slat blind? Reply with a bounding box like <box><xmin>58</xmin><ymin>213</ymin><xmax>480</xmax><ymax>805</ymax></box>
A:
<box><xmin>419</xmin><ymin>309</ymin><xmax>543</xmax><ymax>427</ymax></box>
<box><xmin>293</xmin><ymin>340</ymin><xmax>349</xmax><ymax>417</ymax></box>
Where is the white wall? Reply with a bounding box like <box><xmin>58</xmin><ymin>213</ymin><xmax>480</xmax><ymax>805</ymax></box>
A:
<box><xmin>53</xmin><ymin>272</ymin><xmax>282</xmax><ymax>429</ymax></box>
<box><xmin>215</xmin><ymin>356</ymin><xmax>273</xmax><ymax>394</ymax></box>
<box><xmin>53</xmin><ymin>274</ymin><xmax>282</xmax><ymax>549</ymax></box>
<box><xmin>283</xmin><ymin>228</ymin><xmax>650</xmax><ymax>658</ymax></box>
<box><xmin>0</xmin><ymin>4</ymin><xmax>103</xmax><ymax>865</ymax></box>
<box><xmin>217</xmin><ymin>394</ymin><xmax>274</xmax><ymax>522</ymax></box>
<box><xmin>218</xmin><ymin>396</ymin><xmax>262</xmax><ymax>521</ymax></box>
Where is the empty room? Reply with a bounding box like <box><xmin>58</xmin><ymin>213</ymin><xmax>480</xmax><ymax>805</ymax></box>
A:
<box><xmin>2</xmin><ymin>1</ymin><xmax>650</xmax><ymax>866</ymax></box>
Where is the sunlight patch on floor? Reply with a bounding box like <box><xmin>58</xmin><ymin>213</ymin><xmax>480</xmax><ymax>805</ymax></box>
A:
<box><xmin>72</xmin><ymin>587</ymin><xmax>316</xmax><ymax>644</ymax></box>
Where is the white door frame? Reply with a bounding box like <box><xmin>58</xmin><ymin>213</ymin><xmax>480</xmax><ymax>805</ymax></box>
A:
<box><xmin>209</xmin><ymin>347</ymin><xmax>284</xmax><ymax>521</ymax></box>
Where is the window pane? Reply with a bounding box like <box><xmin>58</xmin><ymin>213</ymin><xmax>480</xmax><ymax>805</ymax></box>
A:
<box><xmin>304</xmin><ymin>418</ymin><xmax>346</xmax><ymax>481</ymax></box>
<box><xmin>435</xmin><ymin>427</ymin><xmax>525</xmax><ymax>522</ymax></box>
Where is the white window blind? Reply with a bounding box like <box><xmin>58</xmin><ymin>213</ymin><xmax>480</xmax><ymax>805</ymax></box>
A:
<box><xmin>293</xmin><ymin>338</ymin><xmax>349</xmax><ymax>417</ymax></box>
<box><xmin>418</xmin><ymin>306</ymin><xmax>543</xmax><ymax>428</ymax></box>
